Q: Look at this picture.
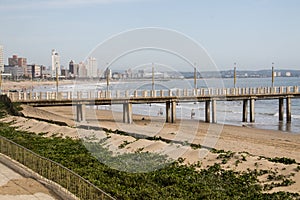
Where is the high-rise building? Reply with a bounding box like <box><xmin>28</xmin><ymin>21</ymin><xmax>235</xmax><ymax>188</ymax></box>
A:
<box><xmin>8</xmin><ymin>55</ymin><xmax>28</xmax><ymax>76</ymax></box>
<box><xmin>0</xmin><ymin>45</ymin><xmax>4</xmax><ymax>73</ymax></box>
<box><xmin>86</xmin><ymin>57</ymin><xmax>98</xmax><ymax>78</ymax></box>
<box><xmin>8</xmin><ymin>55</ymin><xmax>27</xmax><ymax>67</ymax></box>
<box><xmin>18</xmin><ymin>57</ymin><xmax>27</xmax><ymax>67</ymax></box>
<box><xmin>69</xmin><ymin>60</ymin><xmax>80</xmax><ymax>77</ymax></box>
<box><xmin>51</xmin><ymin>49</ymin><xmax>61</xmax><ymax>77</ymax></box>
<box><xmin>8</xmin><ymin>55</ymin><xmax>18</xmax><ymax>66</ymax></box>
<box><xmin>78</xmin><ymin>62</ymin><xmax>87</xmax><ymax>78</ymax></box>
<box><xmin>69</xmin><ymin>60</ymin><xmax>74</xmax><ymax>74</ymax></box>
<box><xmin>26</xmin><ymin>64</ymin><xmax>42</xmax><ymax>79</ymax></box>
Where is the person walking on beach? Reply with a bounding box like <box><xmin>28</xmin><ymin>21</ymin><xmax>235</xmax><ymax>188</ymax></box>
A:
<box><xmin>191</xmin><ymin>109</ymin><xmax>195</xmax><ymax>119</ymax></box>
<box><xmin>158</xmin><ymin>108</ymin><xmax>163</xmax><ymax>116</ymax></box>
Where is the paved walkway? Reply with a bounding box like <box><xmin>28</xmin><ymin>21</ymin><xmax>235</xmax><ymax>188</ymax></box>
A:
<box><xmin>0</xmin><ymin>162</ymin><xmax>58</xmax><ymax>200</ymax></box>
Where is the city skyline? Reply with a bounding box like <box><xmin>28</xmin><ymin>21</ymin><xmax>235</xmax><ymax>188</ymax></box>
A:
<box><xmin>0</xmin><ymin>0</ymin><xmax>300</xmax><ymax>70</ymax></box>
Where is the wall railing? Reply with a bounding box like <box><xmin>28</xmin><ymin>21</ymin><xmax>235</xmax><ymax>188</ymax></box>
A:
<box><xmin>0</xmin><ymin>136</ymin><xmax>115</xmax><ymax>200</ymax></box>
<box><xmin>3</xmin><ymin>86</ymin><xmax>300</xmax><ymax>102</ymax></box>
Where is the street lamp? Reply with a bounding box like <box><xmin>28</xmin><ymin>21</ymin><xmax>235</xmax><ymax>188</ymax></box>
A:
<box><xmin>194</xmin><ymin>63</ymin><xmax>197</xmax><ymax>89</ymax></box>
<box><xmin>272</xmin><ymin>63</ymin><xmax>275</xmax><ymax>87</ymax></box>
<box><xmin>233</xmin><ymin>63</ymin><xmax>237</xmax><ymax>88</ymax></box>
<box><xmin>152</xmin><ymin>63</ymin><xmax>155</xmax><ymax>91</ymax></box>
<box><xmin>56</xmin><ymin>62</ymin><xmax>59</xmax><ymax>94</ymax></box>
<box><xmin>106</xmin><ymin>66</ymin><xmax>110</xmax><ymax>93</ymax></box>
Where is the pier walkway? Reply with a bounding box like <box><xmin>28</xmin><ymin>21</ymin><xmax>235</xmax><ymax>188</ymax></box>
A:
<box><xmin>3</xmin><ymin>86</ymin><xmax>300</xmax><ymax>124</ymax></box>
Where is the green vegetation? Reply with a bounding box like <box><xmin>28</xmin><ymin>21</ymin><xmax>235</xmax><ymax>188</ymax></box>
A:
<box><xmin>214</xmin><ymin>150</ymin><xmax>235</xmax><ymax>164</ymax></box>
<box><xmin>0</xmin><ymin>125</ymin><xmax>299</xmax><ymax>199</ymax></box>
<box><xmin>118</xmin><ymin>140</ymin><xmax>131</xmax><ymax>149</ymax></box>
<box><xmin>190</xmin><ymin>143</ymin><xmax>201</xmax><ymax>150</ymax></box>
<box><xmin>0</xmin><ymin>102</ymin><xmax>299</xmax><ymax>199</ymax></box>
<box><xmin>268</xmin><ymin>157</ymin><xmax>297</xmax><ymax>165</ymax></box>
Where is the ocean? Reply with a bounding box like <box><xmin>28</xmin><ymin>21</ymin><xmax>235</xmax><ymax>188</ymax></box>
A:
<box><xmin>34</xmin><ymin>77</ymin><xmax>300</xmax><ymax>134</ymax></box>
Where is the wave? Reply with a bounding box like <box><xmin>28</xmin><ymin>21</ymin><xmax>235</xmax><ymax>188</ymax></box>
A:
<box><xmin>292</xmin><ymin>115</ymin><xmax>300</xmax><ymax>119</ymax></box>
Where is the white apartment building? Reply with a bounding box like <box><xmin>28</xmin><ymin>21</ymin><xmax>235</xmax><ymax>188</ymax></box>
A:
<box><xmin>51</xmin><ymin>49</ymin><xmax>61</xmax><ymax>77</ymax></box>
<box><xmin>86</xmin><ymin>57</ymin><xmax>97</xmax><ymax>78</ymax></box>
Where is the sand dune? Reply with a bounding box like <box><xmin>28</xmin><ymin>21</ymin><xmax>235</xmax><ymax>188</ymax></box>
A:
<box><xmin>1</xmin><ymin>105</ymin><xmax>300</xmax><ymax>194</ymax></box>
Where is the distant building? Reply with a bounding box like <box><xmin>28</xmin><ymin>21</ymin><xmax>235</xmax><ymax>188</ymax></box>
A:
<box><xmin>104</xmin><ymin>68</ymin><xmax>112</xmax><ymax>80</ymax></box>
<box><xmin>41</xmin><ymin>68</ymin><xmax>52</xmax><ymax>79</ymax></box>
<box><xmin>286</xmin><ymin>72</ymin><xmax>291</xmax><ymax>77</ymax></box>
<box><xmin>51</xmin><ymin>49</ymin><xmax>61</xmax><ymax>77</ymax></box>
<box><xmin>69</xmin><ymin>60</ymin><xmax>81</xmax><ymax>77</ymax></box>
<box><xmin>26</xmin><ymin>64</ymin><xmax>42</xmax><ymax>79</ymax></box>
<box><xmin>137</xmin><ymin>70</ymin><xmax>145</xmax><ymax>78</ymax></box>
<box><xmin>18</xmin><ymin>57</ymin><xmax>27</xmax><ymax>67</ymax></box>
<box><xmin>86</xmin><ymin>57</ymin><xmax>98</xmax><ymax>78</ymax></box>
<box><xmin>8</xmin><ymin>55</ymin><xmax>19</xmax><ymax>66</ymax></box>
<box><xmin>0</xmin><ymin>45</ymin><xmax>4</xmax><ymax>73</ymax></box>
<box><xmin>61</xmin><ymin>68</ymin><xmax>69</xmax><ymax>77</ymax></box>
<box><xmin>4</xmin><ymin>65</ymin><xmax>24</xmax><ymax>79</ymax></box>
<box><xmin>69</xmin><ymin>60</ymin><xmax>75</xmax><ymax>75</ymax></box>
<box><xmin>78</xmin><ymin>62</ymin><xmax>87</xmax><ymax>78</ymax></box>
<box><xmin>8</xmin><ymin>55</ymin><xmax>28</xmax><ymax>76</ymax></box>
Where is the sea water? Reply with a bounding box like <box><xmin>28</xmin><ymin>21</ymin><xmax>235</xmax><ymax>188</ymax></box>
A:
<box><xmin>34</xmin><ymin>77</ymin><xmax>300</xmax><ymax>133</ymax></box>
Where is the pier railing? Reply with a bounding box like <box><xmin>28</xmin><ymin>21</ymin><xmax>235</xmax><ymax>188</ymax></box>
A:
<box><xmin>0</xmin><ymin>135</ymin><xmax>115</xmax><ymax>200</ymax></box>
<box><xmin>4</xmin><ymin>86</ymin><xmax>300</xmax><ymax>102</ymax></box>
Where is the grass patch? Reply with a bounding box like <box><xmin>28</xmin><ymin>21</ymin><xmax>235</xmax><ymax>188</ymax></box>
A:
<box><xmin>268</xmin><ymin>157</ymin><xmax>297</xmax><ymax>165</ymax></box>
<box><xmin>118</xmin><ymin>140</ymin><xmax>132</xmax><ymax>149</ymax></box>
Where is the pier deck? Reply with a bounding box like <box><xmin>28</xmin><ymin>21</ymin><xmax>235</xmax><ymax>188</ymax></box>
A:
<box><xmin>3</xmin><ymin>86</ymin><xmax>300</xmax><ymax>124</ymax></box>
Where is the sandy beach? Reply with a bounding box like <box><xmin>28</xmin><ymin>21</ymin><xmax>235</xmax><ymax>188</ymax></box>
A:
<box><xmin>0</xmin><ymin>79</ymin><xmax>75</xmax><ymax>92</ymax></box>
<box><xmin>2</xmin><ymin>104</ymin><xmax>297</xmax><ymax>194</ymax></box>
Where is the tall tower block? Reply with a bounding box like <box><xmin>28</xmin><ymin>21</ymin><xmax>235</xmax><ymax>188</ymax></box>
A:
<box><xmin>51</xmin><ymin>49</ymin><xmax>61</xmax><ymax>77</ymax></box>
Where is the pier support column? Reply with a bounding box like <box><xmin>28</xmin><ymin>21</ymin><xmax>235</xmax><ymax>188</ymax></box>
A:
<box><xmin>81</xmin><ymin>104</ymin><xmax>86</xmax><ymax>122</ymax></box>
<box><xmin>76</xmin><ymin>104</ymin><xmax>86</xmax><ymax>122</ymax></box>
<box><xmin>205</xmin><ymin>100</ymin><xmax>211</xmax><ymax>123</ymax></box>
<box><xmin>242</xmin><ymin>99</ymin><xmax>248</xmax><ymax>122</ymax></box>
<box><xmin>76</xmin><ymin>105</ymin><xmax>80</xmax><ymax>122</ymax></box>
<box><xmin>286</xmin><ymin>97</ymin><xmax>291</xmax><ymax>123</ymax></box>
<box><xmin>171</xmin><ymin>101</ymin><xmax>176</xmax><ymax>123</ymax></box>
<box><xmin>166</xmin><ymin>101</ymin><xmax>170</xmax><ymax>123</ymax></box>
<box><xmin>166</xmin><ymin>101</ymin><xmax>176</xmax><ymax>123</ymax></box>
<box><xmin>123</xmin><ymin>103</ymin><xmax>126</xmax><ymax>123</ymax></box>
<box><xmin>279</xmin><ymin>98</ymin><xmax>284</xmax><ymax>121</ymax></box>
<box><xmin>127</xmin><ymin>103</ymin><xmax>132</xmax><ymax>124</ymax></box>
<box><xmin>212</xmin><ymin>100</ymin><xmax>217</xmax><ymax>123</ymax></box>
<box><xmin>123</xmin><ymin>103</ymin><xmax>133</xmax><ymax>124</ymax></box>
<box><xmin>250</xmin><ymin>98</ymin><xmax>255</xmax><ymax>122</ymax></box>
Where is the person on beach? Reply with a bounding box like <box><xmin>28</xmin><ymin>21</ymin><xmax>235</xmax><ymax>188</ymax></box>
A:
<box><xmin>157</xmin><ymin>108</ymin><xmax>163</xmax><ymax>116</ymax></box>
<box><xmin>191</xmin><ymin>109</ymin><xmax>195</xmax><ymax>119</ymax></box>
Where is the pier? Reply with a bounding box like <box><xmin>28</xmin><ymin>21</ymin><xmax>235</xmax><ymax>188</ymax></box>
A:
<box><xmin>3</xmin><ymin>86</ymin><xmax>300</xmax><ymax>124</ymax></box>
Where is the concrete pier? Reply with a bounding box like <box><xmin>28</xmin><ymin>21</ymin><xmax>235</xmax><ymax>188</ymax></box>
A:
<box><xmin>286</xmin><ymin>97</ymin><xmax>291</xmax><ymax>123</ymax></box>
<box><xmin>123</xmin><ymin>103</ymin><xmax>133</xmax><ymax>124</ymax></box>
<box><xmin>205</xmin><ymin>100</ymin><xmax>210</xmax><ymax>123</ymax></box>
<box><xmin>279</xmin><ymin>98</ymin><xmax>284</xmax><ymax>121</ymax></box>
<box><xmin>7</xmin><ymin>86</ymin><xmax>300</xmax><ymax>125</ymax></box>
<box><xmin>212</xmin><ymin>99</ymin><xmax>217</xmax><ymax>123</ymax></box>
<box><xmin>76</xmin><ymin>104</ymin><xmax>86</xmax><ymax>122</ymax></box>
<box><xmin>171</xmin><ymin>101</ymin><xmax>176</xmax><ymax>123</ymax></box>
<box><xmin>166</xmin><ymin>101</ymin><xmax>176</xmax><ymax>123</ymax></box>
<box><xmin>166</xmin><ymin>101</ymin><xmax>171</xmax><ymax>123</ymax></box>
<box><xmin>242</xmin><ymin>99</ymin><xmax>248</xmax><ymax>122</ymax></box>
<box><xmin>250</xmin><ymin>98</ymin><xmax>255</xmax><ymax>122</ymax></box>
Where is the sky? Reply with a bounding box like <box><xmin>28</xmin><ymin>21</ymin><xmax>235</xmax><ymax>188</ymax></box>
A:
<box><xmin>0</xmin><ymin>0</ymin><xmax>300</xmax><ymax>71</ymax></box>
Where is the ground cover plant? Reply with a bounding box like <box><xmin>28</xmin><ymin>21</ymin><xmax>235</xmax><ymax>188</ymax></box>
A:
<box><xmin>0</xmin><ymin>103</ymin><xmax>299</xmax><ymax>199</ymax></box>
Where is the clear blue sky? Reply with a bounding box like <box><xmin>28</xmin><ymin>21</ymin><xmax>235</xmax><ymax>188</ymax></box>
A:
<box><xmin>0</xmin><ymin>0</ymin><xmax>299</xmax><ymax>70</ymax></box>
